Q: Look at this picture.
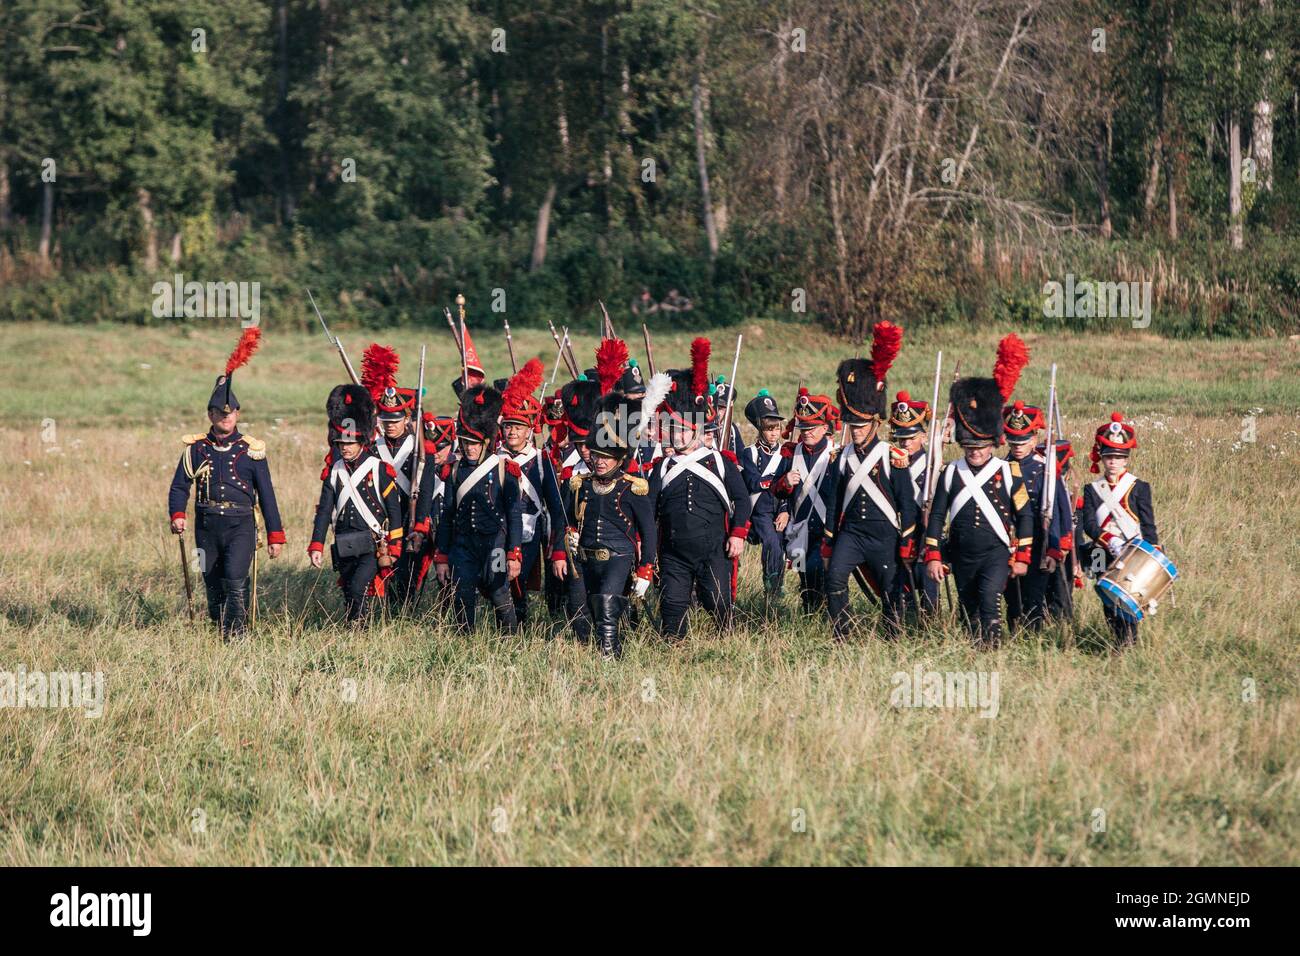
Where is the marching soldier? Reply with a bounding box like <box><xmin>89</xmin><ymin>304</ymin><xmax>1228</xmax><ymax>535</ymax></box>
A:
<box><xmin>741</xmin><ymin>389</ymin><xmax>790</xmax><ymax>609</ymax></box>
<box><xmin>498</xmin><ymin>358</ymin><xmax>562</xmax><ymax>626</ymax></box>
<box><xmin>408</xmin><ymin>412</ymin><xmax>457</xmax><ymax>597</ymax></box>
<box><xmin>617</xmin><ymin>359</ymin><xmax>664</xmax><ymax>472</ymax></box>
<box><xmin>1000</xmin><ymin>398</ymin><xmax>1053</xmax><ymax>631</ymax></box>
<box><xmin>821</xmin><ymin>324</ymin><xmax>916</xmax><ymax>641</ymax></box>
<box><xmin>1077</xmin><ymin>412</ymin><xmax>1160</xmax><ymax>646</ymax></box>
<box><xmin>541</xmin><ymin>389</ymin><xmax>572</xmax><ymax>616</ymax></box>
<box><xmin>548</xmin><ymin>375</ymin><xmax>602</xmax><ymax>641</ymax></box>
<box><xmin>650</xmin><ymin>339</ymin><xmax>752</xmax><ymax>642</ymax></box>
<box><xmin>889</xmin><ymin>390</ymin><xmax>938</xmax><ymax>617</ymax></box>
<box><xmin>308</xmin><ymin>385</ymin><xmax>405</xmax><ymax>625</ymax></box>
<box><xmin>362</xmin><ymin>345</ymin><xmax>422</xmax><ymax>607</ymax></box>
<box><xmin>770</xmin><ymin>388</ymin><xmax>840</xmax><ymax>614</ymax></box>
<box><xmin>705</xmin><ymin>376</ymin><xmax>744</xmax><ymax>455</ymax></box>
<box><xmin>168</xmin><ymin>327</ymin><xmax>284</xmax><ymax>641</ymax></box>
<box><xmin>552</xmin><ymin>391</ymin><xmax>658</xmax><ymax>657</ymax></box>
<box><xmin>924</xmin><ymin>357</ymin><xmax>1034</xmax><ymax>647</ymax></box>
<box><xmin>433</xmin><ymin>384</ymin><xmax>525</xmax><ymax>633</ymax></box>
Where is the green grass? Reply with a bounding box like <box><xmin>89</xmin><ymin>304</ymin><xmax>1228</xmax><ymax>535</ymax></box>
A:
<box><xmin>0</xmin><ymin>319</ymin><xmax>1297</xmax><ymax>865</ymax></box>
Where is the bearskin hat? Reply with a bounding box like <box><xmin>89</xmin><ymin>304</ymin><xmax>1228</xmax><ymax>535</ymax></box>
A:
<box><xmin>950</xmin><ymin>377</ymin><xmax>1004</xmax><ymax>448</ymax></box>
<box><xmin>456</xmin><ymin>384</ymin><xmax>504</xmax><ymax>445</ymax></box>
<box><xmin>836</xmin><ymin>358</ymin><xmax>886</xmax><ymax>426</ymax></box>
<box><xmin>560</xmin><ymin>377</ymin><xmax>602</xmax><ymax>440</ymax></box>
<box><xmin>587</xmin><ymin>392</ymin><xmax>634</xmax><ymax>459</ymax></box>
<box><xmin>661</xmin><ymin>337</ymin><xmax>714</xmax><ymax>430</ymax></box>
<box><xmin>327</xmin><ymin>383</ymin><xmax>376</xmax><ymax>444</ymax></box>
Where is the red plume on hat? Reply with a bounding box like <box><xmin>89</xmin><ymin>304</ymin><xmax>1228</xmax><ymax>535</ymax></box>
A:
<box><xmin>596</xmin><ymin>338</ymin><xmax>629</xmax><ymax>396</ymax></box>
<box><xmin>869</xmin><ymin>321</ymin><xmax>902</xmax><ymax>389</ymax></box>
<box><xmin>690</xmin><ymin>337</ymin><xmax>711</xmax><ymax>399</ymax></box>
<box><xmin>360</xmin><ymin>343</ymin><xmax>400</xmax><ymax>401</ymax></box>
<box><xmin>993</xmin><ymin>333</ymin><xmax>1029</xmax><ymax>401</ymax></box>
<box><xmin>224</xmin><ymin>326</ymin><xmax>261</xmax><ymax>376</ymax></box>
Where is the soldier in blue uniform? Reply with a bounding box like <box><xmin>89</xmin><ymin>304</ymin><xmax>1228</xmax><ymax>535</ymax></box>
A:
<box><xmin>888</xmin><ymin>390</ymin><xmax>938</xmax><ymax>618</ymax></box>
<box><xmin>433</xmin><ymin>384</ymin><xmax>525</xmax><ymax>633</ymax></box>
<box><xmin>308</xmin><ymin>385</ymin><xmax>405</xmax><ymax>626</ymax></box>
<box><xmin>770</xmin><ymin>389</ymin><xmax>840</xmax><ymax>614</ymax></box>
<box><xmin>924</xmin><ymin>375</ymin><xmax>1034</xmax><ymax>647</ymax></box>
<box><xmin>548</xmin><ymin>376</ymin><xmax>602</xmax><ymax>641</ymax></box>
<box><xmin>1000</xmin><ymin>399</ymin><xmax>1069</xmax><ymax>632</ymax></box>
<box><xmin>497</xmin><ymin>358</ymin><xmax>563</xmax><ymax>627</ymax></box>
<box><xmin>741</xmin><ymin>389</ymin><xmax>789</xmax><ymax>610</ymax></box>
<box><xmin>407</xmin><ymin>413</ymin><xmax>457</xmax><ymax>598</ymax></box>
<box><xmin>618</xmin><ymin>360</ymin><xmax>665</xmax><ymax>473</ymax></box>
<box><xmin>168</xmin><ymin>329</ymin><xmax>285</xmax><ymax>641</ymax></box>
<box><xmin>705</xmin><ymin>376</ymin><xmax>744</xmax><ymax>455</ymax></box>
<box><xmin>551</xmin><ymin>391</ymin><xmax>658</xmax><ymax>657</ymax></box>
<box><xmin>1041</xmin><ymin>439</ymin><xmax>1080</xmax><ymax>622</ymax></box>
<box><xmin>366</xmin><ymin>349</ymin><xmax>422</xmax><ymax>608</ymax></box>
<box><xmin>1077</xmin><ymin>412</ymin><xmax>1160</xmax><ymax>646</ymax></box>
<box><xmin>649</xmin><ymin>340</ymin><xmax>752</xmax><ymax>642</ymax></box>
<box><xmin>822</xmin><ymin>340</ymin><xmax>916</xmax><ymax>641</ymax></box>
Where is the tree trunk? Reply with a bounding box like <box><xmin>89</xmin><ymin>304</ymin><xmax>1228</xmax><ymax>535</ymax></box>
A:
<box><xmin>38</xmin><ymin>180</ymin><xmax>54</xmax><ymax>265</ymax></box>
<box><xmin>1229</xmin><ymin>111</ymin><xmax>1243</xmax><ymax>249</ymax></box>
<box><xmin>169</xmin><ymin>230</ymin><xmax>183</xmax><ymax>264</ymax></box>
<box><xmin>773</xmin><ymin>20</ymin><xmax>791</xmax><ymax>215</ymax></box>
<box><xmin>1142</xmin><ymin>134</ymin><xmax>1161</xmax><ymax>226</ymax></box>
<box><xmin>1097</xmin><ymin>117</ymin><xmax>1113</xmax><ymax>239</ymax></box>
<box><xmin>692</xmin><ymin>58</ymin><xmax>720</xmax><ymax>262</ymax></box>
<box><xmin>276</xmin><ymin>0</ymin><xmax>295</xmax><ymax>222</ymax></box>
<box><xmin>137</xmin><ymin>187</ymin><xmax>157</xmax><ymax>271</ymax></box>
<box><xmin>1161</xmin><ymin>6</ymin><xmax>1178</xmax><ymax>241</ymax></box>
<box><xmin>530</xmin><ymin>182</ymin><xmax>556</xmax><ymax>272</ymax></box>
<box><xmin>1253</xmin><ymin>0</ymin><xmax>1275</xmax><ymax>192</ymax></box>
<box><xmin>0</xmin><ymin>160</ymin><xmax>10</xmax><ymax>230</ymax></box>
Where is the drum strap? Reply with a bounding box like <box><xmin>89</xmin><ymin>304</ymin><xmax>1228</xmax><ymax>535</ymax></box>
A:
<box><xmin>1093</xmin><ymin>473</ymin><xmax>1140</xmax><ymax>541</ymax></box>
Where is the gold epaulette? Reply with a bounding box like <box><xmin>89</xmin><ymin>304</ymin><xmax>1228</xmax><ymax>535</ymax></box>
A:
<box><xmin>243</xmin><ymin>436</ymin><xmax>267</xmax><ymax>460</ymax></box>
<box><xmin>1009</xmin><ymin>459</ymin><xmax>1022</xmax><ymax>478</ymax></box>
<box><xmin>181</xmin><ymin>433</ymin><xmax>206</xmax><ymax>445</ymax></box>
<box><xmin>569</xmin><ymin>473</ymin><xmax>587</xmax><ymax>493</ymax></box>
<box><xmin>622</xmin><ymin>474</ymin><xmax>650</xmax><ymax>496</ymax></box>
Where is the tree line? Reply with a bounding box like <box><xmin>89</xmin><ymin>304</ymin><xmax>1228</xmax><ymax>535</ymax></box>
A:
<box><xmin>1</xmin><ymin>0</ymin><xmax>1297</xmax><ymax>335</ymax></box>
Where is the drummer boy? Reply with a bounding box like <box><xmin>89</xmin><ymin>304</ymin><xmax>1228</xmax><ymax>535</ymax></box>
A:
<box><xmin>1076</xmin><ymin>412</ymin><xmax>1160</xmax><ymax>646</ymax></box>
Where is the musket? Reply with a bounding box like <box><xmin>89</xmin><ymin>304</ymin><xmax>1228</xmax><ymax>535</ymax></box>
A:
<box><xmin>178</xmin><ymin>532</ymin><xmax>195</xmax><ymax>622</ymax></box>
<box><xmin>923</xmin><ymin>359</ymin><xmax>960</xmax><ymax>529</ymax></box>
<box><xmin>503</xmin><ymin>318</ymin><xmax>519</xmax><ymax>374</ymax></box>
<box><xmin>548</xmin><ymin>319</ymin><xmax>580</xmax><ymax>379</ymax></box>
<box><xmin>642</xmin><ymin>324</ymin><xmax>657</xmax><ymax>376</ymax></box>
<box><xmin>307</xmin><ymin>287</ymin><xmax>360</xmax><ymax>385</ymax></box>
<box><xmin>919</xmin><ymin>351</ymin><xmax>943</xmax><ymax>523</ymax></box>
<box><xmin>599</xmin><ymin>300</ymin><xmax>615</xmax><ymax>340</ymax></box>
<box><xmin>719</xmin><ymin>334</ymin><xmax>743</xmax><ymax>453</ymax></box>
<box><xmin>407</xmin><ymin>345</ymin><xmax>427</xmax><ymax>538</ymax></box>
<box><xmin>457</xmin><ymin>293</ymin><xmax>470</xmax><ymax>392</ymax></box>
<box><xmin>547</xmin><ymin>327</ymin><xmax>570</xmax><ymax>390</ymax></box>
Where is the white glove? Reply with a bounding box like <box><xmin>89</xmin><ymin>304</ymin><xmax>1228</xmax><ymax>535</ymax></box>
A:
<box><xmin>633</xmin><ymin>576</ymin><xmax>651</xmax><ymax>599</ymax></box>
<box><xmin>1107</xmin><ymin>538</ymin><xmax>1125</xmax><ymax>558</ymax></box>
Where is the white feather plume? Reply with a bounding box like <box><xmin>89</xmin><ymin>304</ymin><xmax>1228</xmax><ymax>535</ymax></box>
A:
<box><xmin>636</xmin><ymin>371</ymin><xmax>672</xmax><ymax>441</ymax></box>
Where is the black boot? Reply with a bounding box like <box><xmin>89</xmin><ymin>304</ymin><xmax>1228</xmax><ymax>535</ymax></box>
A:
<box><xmin>763</xmin><ymin>572</ymin><xmax>784</xmax><ymax>616</ymax></box>
<box><xmin>203</xmin><ymin>577</ymin><xmax>224</xmax><ymax>628</ymax></box>
<box><xmin>590</xmin><ymin>594</ymin><xmax>626</xmax><ymax>658</ymax></box>
<box><xmin>345</xmin><ymin>596</ymin><xmax>371</xmax><ymax>627</ymax></box>
<box><xmin>493</xmin><ymin>592</ymin><xmax>520</xmax><ymax>635</ymax></box>
<box><xmin>220</xmin><ymin>577</ymin><xmax>249</xmax><ymax>641</ymax></box>
<box><xmin>826</xmin><ymin>585</ymin><xmax>852</xmax><ymax>641</ymax></box>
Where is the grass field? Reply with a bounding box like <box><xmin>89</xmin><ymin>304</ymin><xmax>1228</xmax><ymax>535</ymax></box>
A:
<box><xmin>1</xmin><ymin>318</ymin><xmax>1298</xmax><ymax>865</ymax></box>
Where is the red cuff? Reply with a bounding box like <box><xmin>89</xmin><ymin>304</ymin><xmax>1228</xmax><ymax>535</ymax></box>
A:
<box><xmin>170</xmin><ymin>511</ymin><xmax>186</xmax><ymax>522</ymax></box>
<box><xmin>433</xmin><ymin>552</ymin><xmax>450</xmax><ymax>565</ymax></box>
<box><xmin>308</xmin><ymin>541</ymin><xmax>324</xmax><ymax>554</ymax></box>
<box><xmin>635</xmin><ymin>564</ymin><xmax>654</xmax><ymax>581</ymax></box>
<box><xmin>507</xmin><ymin>547</ymin><xmax>523</xmax><ymax>562</ymax></box>
<box><xmin>1013</xmin><ymin>549</ymin><xmax>1032</xmax><ymax>564</ymax></box>
<box><xmin>773</xmin><ymin>475</ymin><xmax>793</xmax><ymax>496</ymax></box>
<box><xmin>898</xmin><ymin>539</ymin><xmax>916</xmax><ymax>561</ymax></box>
<box><xmin>412</xmin><ymin>519</ymin><xmax>430</xmax><ymax>534</ymax></box>
<box><xmin>728</xmin><ymin>523</ymin><xmax>750</xmax><ymax>539</ymax></box>
<box><xmin>267</xmin><ymin>530</ymin><xmax>286</xmax><ymax>545</ymax></box>
<box><xmin>550</xmin><ymin>550</ymin><xmax>567</xmax><ymax>562</ymax></box>
<box><xmin>923</xmin><ymin>549</ymin><xmax>943</xmax><ymax>563</ymax></box>
<box><xmin>1047</xmin><ymin>547</ymin><xmax>1065</xmax><ymax>562</ymax></box>
<box><xmin>388</xmin><ymin>543</ymin><xmax>403</xmax><ymax>557</ymax></box>
<box><xmin>1059</xmin><ymin>533</ymin><xmax>1073</xmax><ymax>552</ymax></box>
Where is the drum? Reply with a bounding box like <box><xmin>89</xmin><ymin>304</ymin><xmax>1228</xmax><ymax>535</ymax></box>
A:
<box><xmin>1096</xmin><ymin>539</ymin><xmax>1178</xmax><ymax>622</ymax></box>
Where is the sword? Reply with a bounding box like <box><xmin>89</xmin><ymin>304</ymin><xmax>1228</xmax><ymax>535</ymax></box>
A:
<box><xmin>307</xmin><ymin>288</ymin><xmax>360</xmax><ymax>385</ymax></box>
<box><xmin>178</xmin><ymin>532</ymin><xmax>195</xmax><ymax>622</ymax></box>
